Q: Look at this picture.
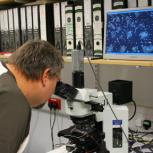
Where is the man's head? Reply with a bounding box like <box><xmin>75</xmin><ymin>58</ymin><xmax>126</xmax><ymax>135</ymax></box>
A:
<box><xmin>7</xmin><ymin>40</ymin><xmax>64</xmax><ymax>107</ymax></box>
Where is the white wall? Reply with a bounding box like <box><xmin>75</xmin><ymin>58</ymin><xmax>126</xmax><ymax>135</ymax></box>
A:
<box><xmin>24</xmin><ymin>109</ymin><xmax>72</xmax><ymax>153</ymax></box>
<box><xmin>62</xmin><ymin>63</ymin><xmax>153</xmax><ymax>108</ymax></box>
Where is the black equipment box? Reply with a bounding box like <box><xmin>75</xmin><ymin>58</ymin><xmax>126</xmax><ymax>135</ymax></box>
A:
<box><xmin>109</xmin><ymin>80</ymin><xmax>133</xmax><ymax>105</ymax></box>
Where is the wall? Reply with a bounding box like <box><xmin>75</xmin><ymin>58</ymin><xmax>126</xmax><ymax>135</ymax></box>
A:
<box><xmin>62</xmin><ymin>63</ymin><xmax>153</xmax><ymax>108</ymax></box>
<box><xmin>24</xmin><ymin>109</ymin><xmax>72</xmax><ymax>153</ymax></box>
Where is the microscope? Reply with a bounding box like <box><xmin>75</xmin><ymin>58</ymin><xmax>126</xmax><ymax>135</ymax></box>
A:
<box><xmin>55</xmin><ymin>84</ymin><xmax>128</xmax><ymax>153</ymax></box>
<box><xmin>54</xmin><ymin>43</ymin><xmax>129</xmax><ymax>153</ymax></box>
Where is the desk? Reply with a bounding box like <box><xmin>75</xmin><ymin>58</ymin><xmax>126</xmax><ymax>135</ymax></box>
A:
<box><xmin>47</xmin><ymin>146</ymin><xmax>67</xmax><ymax>153</ymax></box>
<box><xmin>47</xmin><ymin>144</ymin><xmax>153</xmax><ymax>153</ymax></box>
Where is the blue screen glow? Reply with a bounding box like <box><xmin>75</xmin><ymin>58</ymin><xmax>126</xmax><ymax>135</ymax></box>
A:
<box><xmin>106</xmin><ymin>8</ymin><xmax>153</xmax><ymax>55</ymax></box>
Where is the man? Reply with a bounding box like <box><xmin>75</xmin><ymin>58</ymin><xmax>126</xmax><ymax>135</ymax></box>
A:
<box><xmin>0</xmin><ymin>40</ymin><xmax>64</xmax><ymax>153</ymax></box>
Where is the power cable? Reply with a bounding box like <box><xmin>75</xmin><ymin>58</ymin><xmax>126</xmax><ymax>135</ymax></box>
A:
<box><xmin>50</xmin><ymin>110</ymin><xmax>57</xmax><ymax>150</ymax></box>
<box><xmin>86</xmin><ymin>53</ymin><xmax>129</xmax><ymax>144</ymax></box>
<box><xmin>129</xmin><ymin>100</ymin><xmax>137</xmax><ymax>121</ymax></box>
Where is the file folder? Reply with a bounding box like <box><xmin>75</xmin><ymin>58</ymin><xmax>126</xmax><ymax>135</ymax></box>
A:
<box><xmin>3</xmin><ymin>10</ymin><xmax>9</xmax><ymax>51</ymax></box>
<box><xmin>26</xmin><ymin>6</ymin><xmax>33</xmax><ymax>41</ymax></box>
<box><xmin>39</xmin><ymin>4</ymin><xmax>46</xmax><ymax>41</ymax></box>
<box><xmin>83</xmin><ymin>0</ymin><xmax>93</xmax><ymax>56</ymax></box>
<box><xmin>20</xmin><ymin>7</ymin><xmax>28</xmax><ymax>44</ymax></box>
<box><xmin>93</xmin><ymin>3</ymin><xmax>102</xmax><ymax>57</ymax></box>
<box><xmin>32</xmin><ymin>5</ymin><xmax>40</xmax><ymax>40</ymax></box>
<box><xmin>138</xmin><ymin>0</ymin><xmax>151</xmax><ymax>7</ymax></box>
<box><xmin>8</xmin><ymin>9</ymin><xmax>15</xmax><ymax>51</ymax></box>
<box><xmin>53</xmin><ymin>2</ymin><xmax>62</xmax><ymax>53</ymax></box>
<box><xmin>75</xmin><ymin>5</ymin><xmax>84</xmax><ymax>50</ymax></box>
<box><xmin>61</xmin><ymin>1</ymin><xmax>67</xmax><ymax>56</ymax></box>
<box><xmin>13</xmin><ymin>8</ymin><xmax>21</xmax><ymax>49</ymax></box>
<box><xmin>0</xmin><ymin>11</ymin><xmax>4</xmax><ymax>51</ymax></box>
<box><xmin>104</xmin><ymin>0</ymin><xmax>112</xmax><ymax>13</ymax></box>
<box><xmin>0</xmin><ymin>11</ymin><xmax>1</xmax><ymax>51</ymax></box>
<box><xmin>39</xmin><ymin>4</ymin><xmax>54</xmax><ymax>45</ymax></box>
<box><xmin>128</xmin><ymin>0</ymin><xmax>137</xmax><ymax>8</ymax></box>
<box><xmin>65</xmin><ymin>5</ymin><xmax>75</xmax><ymax>56</ymax></box>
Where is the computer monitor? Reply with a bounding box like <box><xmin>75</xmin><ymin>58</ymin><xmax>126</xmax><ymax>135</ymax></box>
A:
<box><xmin>103</xmin><ymin>7</ymin><xmax>153</xmax><ymax>60</ymax></box>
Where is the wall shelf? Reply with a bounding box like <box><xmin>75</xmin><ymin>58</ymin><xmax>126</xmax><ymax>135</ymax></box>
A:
<box><xmin>24</xmin><ymin>0</ymin><xmax>60</xmax><ymax>6</ymax></box>
<box><xmin>1</xmin><ymin>54</ymin><xmax>153</xmax><ymax>67</ymax></box>
<box><xmin>0</xmin><ymin>0</ymin><xmax>14</xmax><ymax>4</ymax></box>
<box><xmin>63</xmin><ymin>56</ymin><xmax>153</xmax><ymax>67</ymax></box>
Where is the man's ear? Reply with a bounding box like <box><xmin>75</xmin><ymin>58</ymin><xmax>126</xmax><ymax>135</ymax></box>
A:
<box><xmin>41</xmin><ymin>68</ymin><xmax>51</xmax><ymax>87</ymax></box>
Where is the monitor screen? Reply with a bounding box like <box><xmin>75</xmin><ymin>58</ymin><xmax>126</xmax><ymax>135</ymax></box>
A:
<box><xmin>103</xmin><ymin>7</ymin><xmax>153</xmax><ymax>60</ymax></box>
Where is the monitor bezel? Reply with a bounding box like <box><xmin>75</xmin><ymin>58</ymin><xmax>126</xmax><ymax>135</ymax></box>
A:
<box><xmin>103</xmin><ymin>7</ymin><xmax>153</xmax><ymax>61</ymax></box>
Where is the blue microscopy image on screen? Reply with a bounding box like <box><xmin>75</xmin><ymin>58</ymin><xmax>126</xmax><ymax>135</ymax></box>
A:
<box><xmin>106</xmin><ymin>9</ymin><xmax>153</xmax><ymax>54</ymax></box>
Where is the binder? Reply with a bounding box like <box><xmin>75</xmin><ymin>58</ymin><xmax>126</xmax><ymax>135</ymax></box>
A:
<box><xmin>128</xmin><ymin>0</ymin><xmax>137</xmax><ymax>8</ymax></box>
<box><xmin>13</xmin><ymin>8</ymin><xmax>21</xmax><ymax>49</ymax></box>
<box><xmin>3</xmin><ymin>10</ymin><xmax>9</xmax><ymax>51</ymax></box>
<box><xmin>53</xmin><ymin>2</ymin><xmax>62</xmax><ymax>53</ymax></box>
<box><xmin>0</xmin><ymin>11</ymin><xmax>1</xmax><ymax>51</ymax></box>
<box><xmin>39</xmin><ymin>4</ymin><xmax>54</xmax><ymax>45</ymax></box>
<box><xmin>61</xmin><ymin>1</ymin><xmax>67</xmax><ymax>56</ymax></box>
<box><xmin>20</xmin><ymin>7</ymin><xmax>28</xmax><ymax>44</ymax></box>
<box><xmin>32</xmin><ymin>5</ymin><xmax>40</xmax><ymax>40</ymax></box>
<box><xmin>104</xmin><ymin>0</ymin><xmax>112</xmax><ymax>13</ymax></box>
<box><xmin>8</xmin><ymin>9</ymin><xmax>15</xmax><ymax>51</ymax></box>
<box><xmin>39</xmin><ymin>4</ymin><xmax>46</xmax><ymax>41</ymax></box>
<box><xmin>26</xmin><ymin>6</ymin><xmax>33</xmax><ymax>41</ymax></box>
<box><xmin>93</xmin><ymin>3</ymin><xmax>102</xmax><ymax>57</ymax></box>
<box><xmin>0</xmin><ymin>11</ymin><xmax>5</xmax><ymax>51</ymax></box>
<box><xmin>83</xmin><ymin>0</ymin><xmax>94</xmax><ymax>56</ymax></box>
<box><xmin>138</xmin><ymin>0</ymin><xmax>151</xmax><ymax>7</ymax></box>
<box><xmin>75</xmin><ymin>5</ymin><xmax>84</xmax><ymax>50</ymax></box>
<box><xmin>65</xmin><ymin>5</ymin><xmax>75</xmax><ymax>56</ymax></box>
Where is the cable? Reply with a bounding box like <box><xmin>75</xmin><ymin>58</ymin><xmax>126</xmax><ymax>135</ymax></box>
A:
<box><xmin>56</xmin><ymin>111</ymin><xmax>62</xmax><ymax>145</ymax></box>
<box><xmin>129</xmin><ymin>128</ymin><xmax>153</xmax><ymax>134</ymax></box>
<box><xmin>129</xmin><ymin>127</ymin><xmax>153</xmax><ymax>152</ymax></box>
<box><xmin>50</xmin><ymin>109</ymin><xmax>57</xmax><ymax>150</ymax></box>
<box><xmin>86</xmin><ymin>54</ymin><xmax>129</xmax><ymax>144</ymax></box>
<box><xmin>49</xmin><ymin>110</ymin><xmax>53</xmax><ymax>149</ymax></box>
<box><xmin>129</xmin><ymin>100</ymin><xmax>137</xmax><ymax>121</ymax></box>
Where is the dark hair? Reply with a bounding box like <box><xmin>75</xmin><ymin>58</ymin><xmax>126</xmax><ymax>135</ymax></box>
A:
<box><xmin>7</xmin><ymin>40</ymin><xmax>64</xmax><ymax>80</ymax></box>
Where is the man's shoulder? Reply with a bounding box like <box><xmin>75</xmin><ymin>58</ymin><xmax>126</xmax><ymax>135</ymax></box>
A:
<box><xmin>0</xmin><ymin>73</ymin><xmax>30</xmax><ymax>111</ymax></box>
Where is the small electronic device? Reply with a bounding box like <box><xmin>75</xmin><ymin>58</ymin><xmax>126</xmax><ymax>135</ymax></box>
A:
<box><xmin>103</xmin><ymin>7</ymin><xmax>153</xmax><ymax>60</ymax></box>
<box><xmin>109</xmin><ymin>80</ymin><xmax>133</xmax><ymax>104</ymax></box>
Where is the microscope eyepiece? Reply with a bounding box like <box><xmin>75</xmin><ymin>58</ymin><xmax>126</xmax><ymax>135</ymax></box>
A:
<box><xmin>55</xmin><ymin>81</ymin><xmax>79</xmax><ymax>100</ymax></box>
